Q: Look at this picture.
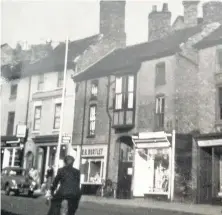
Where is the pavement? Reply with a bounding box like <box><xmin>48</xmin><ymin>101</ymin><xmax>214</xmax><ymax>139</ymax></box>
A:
<box><xmin>81</xmin><ymin>195</ymin><xmax>221</xmax><ymax>215</ymax></box>
<box><xmin>1</xmin><ymin>191</ymin><xmax>221</xmax><ymax>215</ymax></box>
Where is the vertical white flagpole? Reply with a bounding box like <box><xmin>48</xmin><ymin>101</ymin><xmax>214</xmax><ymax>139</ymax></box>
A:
<box><xmin>170</xmin><ymin>129</ymin><xmax>176</xmax><ymax>201</ymax></box>
<box><xmin>55</xmin><ymin>37</ymin><xmax>69</xmax><ymax>174</ymax></box>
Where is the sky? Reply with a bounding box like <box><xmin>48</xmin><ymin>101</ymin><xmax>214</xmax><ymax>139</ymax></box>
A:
<box><xmin>1</xmin><ymin>0</ymin><xmax>212</xmax><ymax>48</ymax></box>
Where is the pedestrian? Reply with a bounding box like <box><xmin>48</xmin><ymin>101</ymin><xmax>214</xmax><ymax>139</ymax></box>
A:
<box><xmin>28</xmin><ymin>166</ymin><xmax>40</xmax><ymax>190</ymax></box>
<box><xmin>47</xmin><ymin>155</ymin><xmax>81</xmax><ymax>215</ymax></box>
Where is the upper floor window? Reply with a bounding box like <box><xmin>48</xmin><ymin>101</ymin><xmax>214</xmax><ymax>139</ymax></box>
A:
<box><xmin>53</xmin><ymin>103</ymin><xmax>61</xmax><ymax>129</ymax></box>
<box><xmin>6</xmin><ymin>111</ymin><xmax>15</xmax><ymax>136</ymax></box>
<box><xmin>57</xmin><ymin>72</ymin><xmax>63</xmax><ymax>88</ymax></box>
<box><xmin>155</xmin><ymin>62</ymin><xmax>166</xmax><ymax>86</ymax></box>
<box><xmin>37</xmin><ymin>74</ymin><xmax>44</xmax><ymax>91</ymax></box>
<box><xmin>91</xmin><ymin>80</ymin><xmax>98</xmax><ymax>99</ymax></box>
<box><xmin>10</xmin><ymin>84</ymin><xmax>17</xmax><ymax>99</ymax></box>
<box><xmin>88</xmin><ymin>105</ymin><xmax>96</xmax><ymax>137</ymax></box>
<box><xmin>33</xmin><ymin>106</ymin><xmax>42</xmax><ymax>131</ymax></box>
<box><xmin>113</xmin><ymin>75</ymin><xmax>135</xmax><ymax>127</ymax></box>
<box><xmin>155</xmin><ymin>96</ymin><xmax>165</xmax><ymax>130</ymax></box>
<box><xmin>218</xmin><ymin>50</ymin><xmax>222</xmax><ymax>70</ymax></box>
<box><xmin>218</xmin><ymin>87</ymin><xmax>222</xmax><ymax>120</ymax></box>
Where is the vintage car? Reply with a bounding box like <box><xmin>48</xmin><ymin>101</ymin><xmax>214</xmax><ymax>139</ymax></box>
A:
<box><xmin>1</xmin><ymin>167</ymin><xmax>36</xmax><ymax>197</ymax></box>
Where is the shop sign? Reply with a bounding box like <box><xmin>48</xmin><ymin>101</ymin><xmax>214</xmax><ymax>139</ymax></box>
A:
<box><xmin>62</xmin><ymin>135</ymin><xmax>71</xmax><ymax>144</ymax></box>
<box><xmin>81</xmin><ymin>146</ymin><xmax>107</xmax><ymax>157</ymax></box>
<box><xmin>198</xmin><ymin>139</ymin><xmax>222</xmax><ymax>147</ymax></box>
<box><xmin>16</xmin><ymin>124</ymin><xmax>27</xmax><ymax>138</ymax></box>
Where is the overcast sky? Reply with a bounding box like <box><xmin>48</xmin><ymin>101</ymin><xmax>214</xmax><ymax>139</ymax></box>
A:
<box><xmin>1</xmin><ymin>0</ymin><xmax>212</xmax><ymax>48</ymax></box>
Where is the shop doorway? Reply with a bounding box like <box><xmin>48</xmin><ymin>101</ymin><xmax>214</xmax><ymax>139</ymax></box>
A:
<box><xmin>36</xmin><ymin>147</ymin><xmax>47</xmax><ymax>183</ymax></box>
<box><xmin>198</xmin><ymin>147</ymin><xmax>212</xmax><ymax>203</ymax></box>
<box><xmin>117</xmin><ymin>136</ymin><xmax>133</xmax><ymax>199</ymax></box>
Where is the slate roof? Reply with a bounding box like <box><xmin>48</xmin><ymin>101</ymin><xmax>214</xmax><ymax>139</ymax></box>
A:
<box><xmin>194</xmin><ymin>25</ymin><xmax>222</xmax><ymax>49</ymax></box>
<box><xmin>74</xmin><ymin>25</ymin><xmax>202</xmax><ymax>82</ymax></box>
<box><xmin>22</xmin><ymin>34</ymin><xmax>99</xmax><ymax>77</ymax></box>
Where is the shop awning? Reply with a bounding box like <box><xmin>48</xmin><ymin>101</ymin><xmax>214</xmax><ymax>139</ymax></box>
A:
<box><xmin>32</xmin><ymin>134</ymin><xmax>59</xmax><ymax>143</ymax></box>
<box><xmin>198</xmin><ymin>139</ymin><xmax>222</xmax><ymax>147</ymax></box>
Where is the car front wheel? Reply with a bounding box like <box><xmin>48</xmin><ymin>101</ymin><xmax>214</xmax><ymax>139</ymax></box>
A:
<box><xmin>5</xmin><ymin>185</ymin><xmax>11</xmax><ymax>196</ymax></box>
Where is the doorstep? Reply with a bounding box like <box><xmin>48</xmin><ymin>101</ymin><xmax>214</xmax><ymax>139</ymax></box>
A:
<box><xmin>80</xmin><ymin>195</ymin><xmax>221</xmax><ymax>215</ymax></box>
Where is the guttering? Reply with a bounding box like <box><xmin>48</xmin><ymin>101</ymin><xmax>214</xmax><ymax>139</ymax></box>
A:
<box><xmin>79</xmin><ymin>80</ymin><xmax>88</xmax><ymax>168</ymax></box>
<box><xmin>105</xmin><ymin>76</ymin><xmax>112</xmax><ymax>181</ymax></box>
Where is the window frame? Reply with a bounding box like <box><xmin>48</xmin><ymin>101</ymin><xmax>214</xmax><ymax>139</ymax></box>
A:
<box><xmin>113</xmin><ymin>74</ymin><xmax>136</xmax><ymax>128</ymax></box>
<box><xmin>217</xmin><ymin>49</ymin><xmax>222</xmax><ymax>71</ymax></box>
<box><xmin>53</xmin><ymin>103</ymin><xmax>61</xmax><ymax>129</ymax></box>
<box><xmin>155</xmin><ymin>95</ymin><xmax>165</xmax><ymax>131</ymax></box>
<box><xmin>90</xmin><ymin>80</ymin><xmax>98</xmax><ymax>99</ymax></box>
<box><xmin>10</xmin><ymin>84</ymin><xmax>17</xmax><ymax>99</ymax></box>
<box><xmin>155</xmin><ymin>62</ymin><xmax>166</xmax><ymax>87</ymax></box>
<box><xmin>6</xmin><ymin>111</ymin><xmax>15</xmax><ymax>136</ymax></box>
<box><xmin>57</xmin><ymin>72</ymin><xmax>63</xmax><ymax>88</ymax></box>
<box><xmin>88</xmin><ymin>104</ymin><xmax>97</xmax><ymax>137</ymax></box>
<box><xmin>37</xmin><ymin>74</ymin><xmax>44</xmax><ymax>91</ymax></box>
<box><xmin>33</xmin><ymin>106</ymin><xmax>42</xmax><ymax>131</ymax></box>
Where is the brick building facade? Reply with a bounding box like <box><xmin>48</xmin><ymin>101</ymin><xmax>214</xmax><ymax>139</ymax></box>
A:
<box><xmin>73</xmin><ymin>1</ymin><xmax>222</xmax><ymax>203</ymax></box>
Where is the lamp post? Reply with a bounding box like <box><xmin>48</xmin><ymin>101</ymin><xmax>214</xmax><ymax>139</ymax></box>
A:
<box><xmin>54</xmin><ymin>37</ymin><xmax>69</xmax><ymax>174</ymax></box>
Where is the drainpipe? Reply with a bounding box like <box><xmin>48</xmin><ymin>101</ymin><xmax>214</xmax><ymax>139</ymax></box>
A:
<box><xmin>78</xmin><ymin>80</ymin><xmax>88</xmax><ymax>170</ymax></box>
<box><xmin>105</xmin><ymin>76</ymin><xmax>112</xmax><ymax>181</ymax></box>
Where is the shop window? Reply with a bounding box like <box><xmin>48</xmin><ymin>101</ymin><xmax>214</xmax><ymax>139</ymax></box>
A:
<box><xmin>91</xmin><ymin>80</ymin><xmax>98</xmax><ymax>99</ymax></box>
<box><xmin>88</xmin><ymin>105</ymin><xmax>96</xmax><ymax>137</ymax></box>
<box><xmin>155</xmin><ymin>62</ymin><xmax>166</xmax><ymax>86</ymax></box>
<box><xmin>155</xmin><ymin>96</ymin><xmax>165</xmax><ymax>130</ymax></box>
<box><xmin>57</xmin><ymin>71</ymin><xmax>63</xmax><ymax>88</ymax></box>
<box><xmin>37</xmin><ymin>74</ymin><xmax>44</xmax><ymax>91</ymax></box>
<box><xmin>219</xmin><ymin>88</ymin><xmax>222</xmax><ymax>120</ymax></box>
<box><xmin>135</xmin><ymin>148</ymin><xmax>170</xmax><ymax>194</ymax></box>
<box><xmin>113</xmin><ymin>75</ymin><xmax>135</xmax><ymax>128</ymax></box>
<box><xmin>53</xmin><ymin>103</ymin><xmax>61</xmax><ymax>129</ymax></box>
<box><xmin>6</xmin><ymin>111</ymin><xmax>15</xmax><ymax>136</ymax></box>
<box><xmin>10</xmin><ymin>84</ymin><xmax>17</xmax><ymax>99</ymax></box>
<box><xmin>81</xmin><ymin>159</ymin><xmax>104</xmax><ymax>184</ymax></box>
<box><xmin>33</xmin><ymin>106</ymin><xmax>42</xmax><ymax>131</ymax></box>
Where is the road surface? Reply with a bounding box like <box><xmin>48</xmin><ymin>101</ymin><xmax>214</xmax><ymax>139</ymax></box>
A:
<box><xmin>1</xmin><ymin>193</ymin><xmax>200</xmax><ymax>215</ymax></box>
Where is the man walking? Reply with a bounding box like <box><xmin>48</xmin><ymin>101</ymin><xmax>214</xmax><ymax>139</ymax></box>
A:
<box><xmin>47</xmin><ymin>155</ymin><xmax>81</xmax><ymax>215</ymax></box>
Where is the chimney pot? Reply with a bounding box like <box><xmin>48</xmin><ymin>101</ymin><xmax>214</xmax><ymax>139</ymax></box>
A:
<box><xmin>152</xmin><ymin>5</ymin><xmax>157</xmax><ymax>12</ymax></box>
<box><xmin>162</xmin><ymin>3</ymin><xmax>168</xmax><ymax>12</ymax></box>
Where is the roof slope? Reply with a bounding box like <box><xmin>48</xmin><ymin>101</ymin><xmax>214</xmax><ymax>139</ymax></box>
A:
<box><xmin>22</xmin><ymin>34</ymin><xmax>99</xmax><ymax>77</ymax></box>
<box><xmin>194</xmin><ymin>25</ymin><xmax>222</xmax><ymax>49</ymax></box>
<box><xmin>74</xmin><ymin>25</ymin><xmax>202</xmax><ymax>82</ymax></box>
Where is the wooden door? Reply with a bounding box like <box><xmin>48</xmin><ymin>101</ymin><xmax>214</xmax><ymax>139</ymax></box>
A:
<box><xmin>199</xmin><ymin>147</ymin><xmax>212</xmax><ymax>203</ymax></box>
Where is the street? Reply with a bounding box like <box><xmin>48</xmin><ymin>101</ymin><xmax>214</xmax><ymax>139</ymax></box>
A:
<box><xmin>1</xmin><ymin>194</ymin><xmax>200</xmax><ymax>215</ymax></box>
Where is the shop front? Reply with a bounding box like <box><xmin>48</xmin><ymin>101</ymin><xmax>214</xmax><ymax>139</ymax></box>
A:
<box><xmin>195</xmin><ymin>133</ymin><xmax>222</xmax><ymax>205</ymax></box>
<box><xmin>32</xmin><ymin>135</ymin><xmax>67</xmax><ymax>183</ymax></box>
<box><xmin>79</xmin><ymin>144</ymin><xmax>107</xmax><ymax>195</ymax></box>
<box><xmin>1</xmin><ymin>136</ymin><xmax>24</xmax><ymax>170</ymax></box>
<box><xmin>132</xmin><ymin>131</ymin><xmax>175</xmax><ymax>200</ymax></box>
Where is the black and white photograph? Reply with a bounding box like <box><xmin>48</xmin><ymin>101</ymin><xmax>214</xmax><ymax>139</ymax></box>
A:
<box><xmin>1</xmin><ymin>0</ymin><xmax>222</xmax><ymax>214</ymax></box>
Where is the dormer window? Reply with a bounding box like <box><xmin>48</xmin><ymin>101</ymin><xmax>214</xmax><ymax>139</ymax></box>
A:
<box><xmin>91</xmin><ymin>80</ymin><xmax>98</xmax><ymax>99</ymax></box>
<box><xmin>113</xmin><ymin>74</ymin><xmax>136</xmax><ymax>128</ymax></box>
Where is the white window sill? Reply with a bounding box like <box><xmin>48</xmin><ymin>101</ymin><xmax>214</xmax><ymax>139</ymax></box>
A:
<box><xmin>52</xmin><ymin>129</ymin><xmax>59</xmax><ymax>133</ymax></box>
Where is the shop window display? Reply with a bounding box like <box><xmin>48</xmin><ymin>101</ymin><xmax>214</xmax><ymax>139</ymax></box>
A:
<box><xmin>138</xmin><ymin>148</ymin><xmax>169</xmax><ymax>193</ymax></box>
<box><xmin>81</xmin><ymin>159</ymin><xmax>104</xmax><ymax>184</ymax></box>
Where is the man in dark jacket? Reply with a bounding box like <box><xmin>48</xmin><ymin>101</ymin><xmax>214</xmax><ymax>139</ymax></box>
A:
<box><xmin>47</xmin><ymin>155</ymin><xmax>81</xmax><ymax>215</ymax></box>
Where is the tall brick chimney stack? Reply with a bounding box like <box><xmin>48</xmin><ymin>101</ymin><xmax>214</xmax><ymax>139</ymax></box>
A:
<box><xmin>182</xmin><ymin>1</ymin><xmax>200</xmax><ymax>27</ymax></box>
<box><xmin>100</xmin><ymin>0</ymin><xmax>126</xmax><ymax>47</ymax></box>
<box><xmin>202</xmin><ymin>1</ymin><xmax>222</xmax><ymax>24</ymax></box>
<box><xmin>148</xmin><ymin>3</ymin><xmax>172</xmax><ymax>41</ymax></box>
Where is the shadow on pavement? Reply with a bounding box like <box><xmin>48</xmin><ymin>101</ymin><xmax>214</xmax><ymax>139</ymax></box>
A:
<box><xmin>1</xmin><ymin>210</ymin><xmax>22</xmax><ymax>215</ymax></box>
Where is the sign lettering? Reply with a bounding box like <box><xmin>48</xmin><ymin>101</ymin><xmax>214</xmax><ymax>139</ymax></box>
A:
<box><xmin>82</xmin><ymin>148</ymin><xmax>103</xmax><ymax>157</ymax></box>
